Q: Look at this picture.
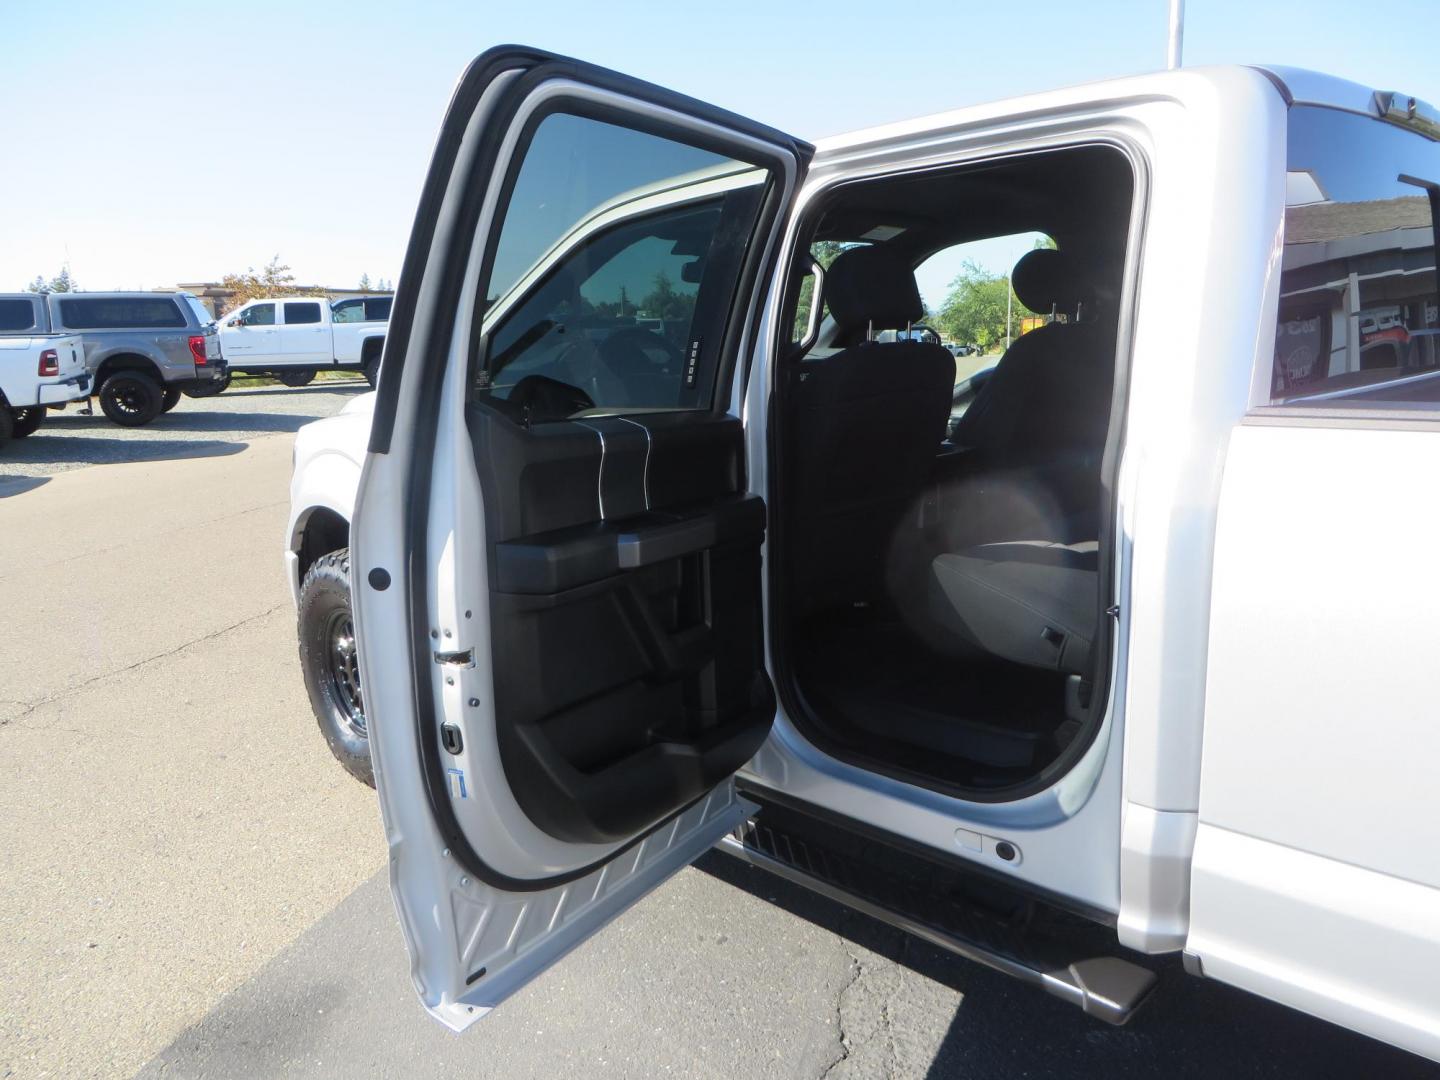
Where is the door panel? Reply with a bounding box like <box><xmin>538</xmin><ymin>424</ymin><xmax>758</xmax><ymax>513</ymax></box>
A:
<box><xmin>1192</xmin><ymin>422</ymin><xmax>1440</xmax><ymax>1061</ymax></box>
<box><xmin>352</xmin><ymin>45</ymin><xmax>807</xmax><ymax>1028</ymax></box>
<box><xmin>280</xmin><ymin>300</ymin><xmax>328</xmax><ymax>365</ymax></box>
<box><xmin>220</xmin><ymin>302</ymin><xmax>277</xmax><ymax>360</ymax></box>
<box><xmin>475</xmin><ymin>410</ymin><xmax>773</xmax><ymax>845</ymax></box>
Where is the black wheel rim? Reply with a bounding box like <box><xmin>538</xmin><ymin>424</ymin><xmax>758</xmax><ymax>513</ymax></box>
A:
<box><xmin>108</xmin><ymin>382</ymin><xmax>146</xmax><ymax>417</ymax></box>
<box><xmin>325</xmin><ymin>609</ymin><xmax>366</xmax><ymax>737</ymax></box>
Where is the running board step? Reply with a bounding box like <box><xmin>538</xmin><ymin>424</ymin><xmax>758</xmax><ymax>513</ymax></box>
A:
<box><xmin>717</xmin><ymin>804</ymin><xmax>1157</xmax><ymax>1026</ymax></box>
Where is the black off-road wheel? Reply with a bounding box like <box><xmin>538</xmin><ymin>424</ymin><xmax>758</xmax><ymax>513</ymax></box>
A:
<box><xmin>280</xmin><ymin>369</ymin><xmax>316</xmax><ymax>387</ymax></box>
<box><xmin>298</xmin><ymin>548</ymin><xmax>373</xmax><ymax>787</ymax></box>
<box><xmin>161</xmin><ymin>386</ymin><xmax>182</xmax><ymax>412</ymax></box>
<box><xmin>363</xmin><ymin>355</ymin><xmax>380</xmax><ymax>389</ymax></box>
<box><xmin>98</xmin><ymin>371</ymin><xmax>163</xmax><ymax>427</ymax></box>
<box><xmin>11</xmin><ymin>407</ymin><xmax>44</xmax><ymax>437</ymax></box>
<box><xmin>0</xmin><ymin>407</ymin><xmax>13</xmax><ymax>448</ymax></box>
<box><xmin>182</xmin><ymin>373</ymin><xmax>231</xmax><ymax>398</ymax></box>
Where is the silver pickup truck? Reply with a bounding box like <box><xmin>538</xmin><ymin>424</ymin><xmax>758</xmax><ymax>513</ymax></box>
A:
<box><xmin>0</xmin><ymin>292</ymin><xmax>226</xmax><ymax>426</ymax></box>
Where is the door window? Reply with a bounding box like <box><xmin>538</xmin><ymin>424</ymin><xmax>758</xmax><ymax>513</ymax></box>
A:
<box><xmin>284</xmin><ymin>301</ymin><xmax>322</xmax><ymax>325</ymax></box>
<box><xmin>1269</xmin><ymin>106</ymin><xmax>1440</xmax><ymax>407</ymax></box>
<box><xmin>475</xmin><ymin>111</ymin><xmax>770</xmax><ymax>418</ymax></box>
<box><xmin>243</xmin><ymin>303</ymin><xmax>276</xmax><ymax>326</ymax></box>
<box><xmin>332</xmin><ymin>299</ymin><xmax>363</xmax><ymax>323</ymax></box>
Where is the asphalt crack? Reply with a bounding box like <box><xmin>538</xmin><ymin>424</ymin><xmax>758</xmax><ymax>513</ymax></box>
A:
<box><xmin>0</xmin><ymin>602</ymin><xmax>288</xmax><ymax>728</ymax></box>
<box><xmin>819</xmin><ymin>951</ymin><xmax>864</xmax><ymax>1080</ymax></box>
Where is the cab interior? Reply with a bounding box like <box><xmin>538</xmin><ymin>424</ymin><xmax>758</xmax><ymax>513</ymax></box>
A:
<box><xmin>774</xmin><ymin>144</ymin><xmax>1135</xmax><ymax>796</ymax></box>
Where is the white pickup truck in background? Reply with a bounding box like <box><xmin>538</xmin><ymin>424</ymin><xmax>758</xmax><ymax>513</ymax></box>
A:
<box><xmin>218</xmin><ymin>295</ymin><xmax>390</xmax><ymax>387</ymax></box>
<box><xmin>0</xmin><ymin>332</ymin><xmax>89</xmax><ymax>447</ymax></box>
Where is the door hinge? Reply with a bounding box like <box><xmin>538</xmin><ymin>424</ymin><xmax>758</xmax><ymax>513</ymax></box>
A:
<box><xmin>433</xmin><ymin>647</ymin><xmax>475</xmax><ymax>668</ymax></box>
<box><xmin>1105</xmin><ymin>604</ymin><xmax>1121</xmax><ymax>618</ymax></box>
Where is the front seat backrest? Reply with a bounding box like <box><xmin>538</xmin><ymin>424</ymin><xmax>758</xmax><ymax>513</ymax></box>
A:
<box><xmin>789</xmin><ymin>245</ymin><xmax>957</xmax><ymax>611</ymax></box>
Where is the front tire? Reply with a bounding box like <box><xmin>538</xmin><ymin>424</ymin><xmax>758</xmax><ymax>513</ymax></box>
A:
<box><xmin>0</xmin><ymin>408</ymin><xmax>13</xmax><ymax>447</ymax></box>
<box><xmin>363</xmin><ymin>355</ymin><xmax>380</xmax><ymax>389</ymax></box>
<box><xmin>11</xmin><ymin>407</ymin><xmax>44</xmax><ymax>437</ymax></box>
<box><xmin>297</xmin><ymin>548</ymin><xmax>373</xmax><ymax>787</ymax></box>
<box><xmin>279</xmin><ymin>369</ymin><xmax>316</xmax><ymax>387</ymax></box>
<box><xmin>161</xmin><ymin>386</ymin><xmax>182</xmax><ymax>412</ymax></box>
<box><xmin>182</xmin><ymin>373</ymin><xmax>231</xmax><ymax>398</ymax></box>
<box><xmin>98</xmin><ymin>371</ymin><xmax>163</xmax><ymax>427</ymax></box>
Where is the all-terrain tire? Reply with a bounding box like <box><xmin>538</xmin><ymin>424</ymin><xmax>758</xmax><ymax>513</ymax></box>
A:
<box><xmin>11</xmin><ymin>407</ymin><xmax>44</xmax><ymax>437</ymax></box>
<box><xmin>98</xmin><ymin>370</ymin><xmax>163</xmax><ymax>427</ymax></box>
<box><xmin>297</xmin><ymin>548</ymin><xmax>373</xmax><ymax>787</ymax></box>
<box><xmin>0</xmin><ymin>407</ymin><xmax>13</xmax><ymax>448</ymax></box>
<box><xmin>280</xmin><ymin>369</ymin><xmax>316</xmax><ymax>387</ymax></box>
<box><xmin>363</xmin><ymin>355</ymin><xmax>380</xmax><ymax>389</ymax></box>
<box><xmin>161</xmin><ymin>386</ymin><xmax>182</xmax><ymax>412</ymax></box>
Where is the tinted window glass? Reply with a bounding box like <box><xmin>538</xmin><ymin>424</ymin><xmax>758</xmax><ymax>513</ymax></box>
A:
<box><xmin>58</xmin><ymin>297</ymin><xmax>187</xmax><ymax>330</ymax></box>
<box><xmin>363</xmin><ymin>297</ymin><xmax>392</xmax><ymax>321</ymax></box>
<box><xmin>244</xmin><ymin>303</ymin><xmax>276</xmax><ymax>326</ymax></box>
<box><xmin>0</xmin><ymin>298</ymin><xmax>37</xmax><ymax>332</ymax></box>
<box><xmin>285</xmin><ymin>301</ymin><xmax>322</xmax><ymax>325</ymax></box>
<box><xmin>1272</xmin><ymin>106</ymin><xmax>1440</xmax><ymax>406</ymax></box>
<box><xmin>332</xmin><ymin>299</ymin><xmax>363</xmax><ymax>323</ymax></box>
<box><xmin>478</xmin><ymin>112</ymin><xmax>769</xmax><ymax>418</ymax></box>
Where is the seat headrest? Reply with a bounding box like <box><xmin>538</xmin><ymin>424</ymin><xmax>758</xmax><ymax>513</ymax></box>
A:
<box><xmin>1011</xmin><ymin>248</ymin><xmax>1090</xmax><ymax>316</ymax></box>
<box><xmin>823</xmin><ymin>245</ymin><xmax>924</xmax><ymax>332</ymax></box>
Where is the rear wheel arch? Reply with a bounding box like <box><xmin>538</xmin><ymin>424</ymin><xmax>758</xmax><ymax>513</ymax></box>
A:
<box><xmin>93</xmin><ymin>352</ymin><xmax>163</xmax><ymax>386</ymax></box>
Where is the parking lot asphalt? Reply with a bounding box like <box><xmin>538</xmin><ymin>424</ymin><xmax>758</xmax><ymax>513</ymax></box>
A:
<box><xmin>3</xmin><ymin>389</ymin><xmax>1436</xmax><ymax>1079</ymax></box>
<box><xmin>0</xmin><ymin>377</ymin><xmax>370</xmax><ymax>482</ymax></box>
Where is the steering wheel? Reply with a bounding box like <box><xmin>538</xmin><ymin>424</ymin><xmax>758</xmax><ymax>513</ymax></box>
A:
<box><xmin>598</xmin><ymin>327</ymin><xmax>684</xmax><ymax>378</ymax></box>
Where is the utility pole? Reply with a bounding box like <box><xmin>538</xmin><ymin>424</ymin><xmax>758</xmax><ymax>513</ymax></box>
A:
<box><xmin>1167</xmin><ymin>0</ymin><xmax>1184</xmax><ymax>70</ymax></box>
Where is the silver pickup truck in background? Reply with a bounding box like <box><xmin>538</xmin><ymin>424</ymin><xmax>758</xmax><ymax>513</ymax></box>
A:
<box><xmin>0</xmin><ymin>291</ymin><xmax>226</xmax><ymax>426</ymax></box>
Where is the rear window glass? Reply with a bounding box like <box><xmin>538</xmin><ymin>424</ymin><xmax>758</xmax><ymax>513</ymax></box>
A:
<box><xmin>57</xmin><ymin>297</ymin><xmax>187</xmax><ymax>330</ymax></box>
<box><xmin>182</xmin><ymin>295</ymin><xmax>213</xmax><ymax>325</ymax></box>
<box><xmin>285</xmin><ymin>301</ymin><xmax>322</xmax><ymax>324</ymax></box>
<box><xmin>0</xmin><ymin>298</ymin><xmax>37</xmax><ymax>332</ymax></box>
<box><xmin>1271</xmin><ymin>106</ymin><xmax>1440</xmax><ymax>407</ymax></box>
<box><xmin>333</xmin><ymin>297</ymin><xmax>393</xmax><ymax>323</ymax></box>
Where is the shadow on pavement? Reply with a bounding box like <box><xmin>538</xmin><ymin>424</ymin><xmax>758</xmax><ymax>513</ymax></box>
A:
<box><xmin>46</xmin><ymin>411</ymin><xmax>326</xmax><ymax>435</ymax></box>
<box><xmin>0</xmin><ymin>474</ymin><xmax>51</xmax><ymax>498</ymax></box>
<box><xmin>0</xmin><ymin>436</ymin><xmax>247</xmax><ymax>471</ymax></box>
<box><xmin>694</xmin><ymin>850</ymin><xmax>1436</xmax><ymax>1079</ymax></box>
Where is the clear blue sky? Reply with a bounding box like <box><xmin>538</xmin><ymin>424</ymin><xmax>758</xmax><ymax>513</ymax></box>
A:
<box><xmin>3</xmin><ymin>0</ymin><xmax>1436</xmax><ymax>303</ymax></box>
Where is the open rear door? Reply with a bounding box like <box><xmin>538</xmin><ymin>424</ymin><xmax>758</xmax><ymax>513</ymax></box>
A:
<box><xmin>352</xmin><ymin>46</ymin><xmax>809</xmax><ymax>1029</ymax></box>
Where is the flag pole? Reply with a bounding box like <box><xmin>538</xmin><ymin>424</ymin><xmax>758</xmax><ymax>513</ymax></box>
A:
<box><xmin>1167</xmin><ymin>0</ymin><xmax>1185</xmax><ymax>70</ymax></box>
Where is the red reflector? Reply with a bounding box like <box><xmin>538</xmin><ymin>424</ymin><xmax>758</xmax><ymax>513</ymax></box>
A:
<box><xmin>38</xmin><ymin>349</ymin><xmax>59</xmax><ymax>376</ymax></box>
<box><xmin>188</xmin><ymin>335</ymin><xmax>208</xmax><ymax>365</ymax></box>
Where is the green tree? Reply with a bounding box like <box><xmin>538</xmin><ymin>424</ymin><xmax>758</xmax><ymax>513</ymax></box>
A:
<box><xmin>640</xmin><ymin>271</ymin><xmax>695</xmax><ymax>322</ymax></box>
<box><xmin>25</xmin><ymin>267</ymin><xmax>77</xmax><ymax>294</ymax></box>
<box><xmin>933</xmin><ymin>259</ymin><xmax>1042</xmax><ymax>353</ymax></box>
<box><xmin>358</xmin><ymin>272</ymin><xmax>372</xmax><ymax>290</ymax></box>
<box><xmin>792</xmin><ymin>240</ymin><xmax>852</xmax><ymax>339</ymax></box>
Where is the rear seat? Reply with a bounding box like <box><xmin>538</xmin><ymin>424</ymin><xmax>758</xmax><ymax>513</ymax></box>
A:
<box><xmin>927</xmin><ymin>540</ymin><xmax>1097</xmax><ymax>675</ymax></box>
